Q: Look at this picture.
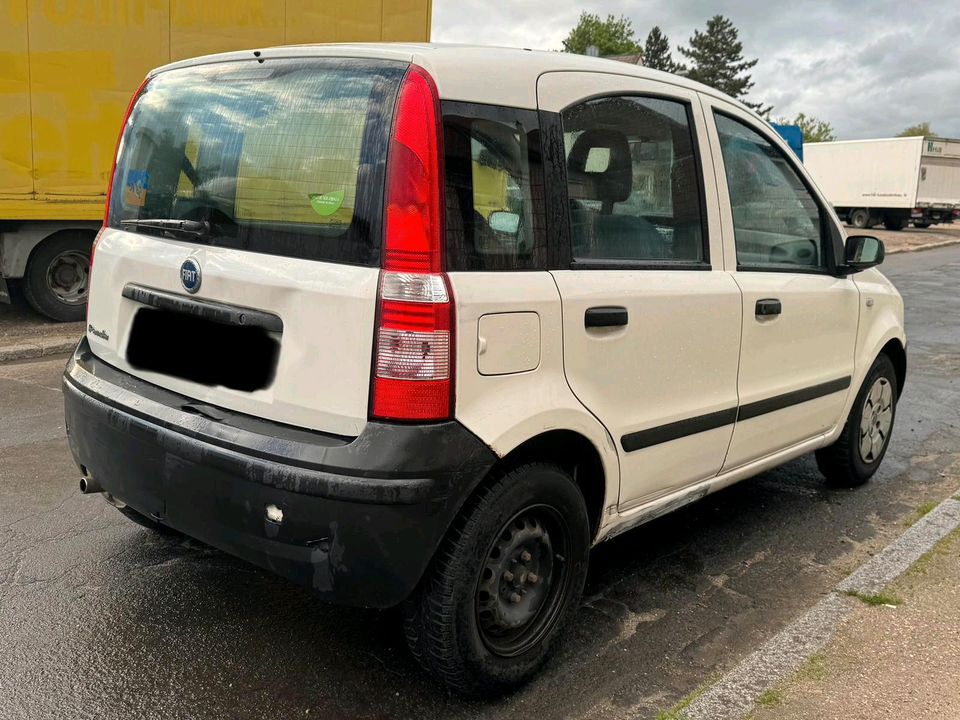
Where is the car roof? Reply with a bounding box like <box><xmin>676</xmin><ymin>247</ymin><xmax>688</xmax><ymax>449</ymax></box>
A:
<box><xmin>152</xmin><ymin>42</ymin><xmax>757</xmax><ymax>116</ymax></box>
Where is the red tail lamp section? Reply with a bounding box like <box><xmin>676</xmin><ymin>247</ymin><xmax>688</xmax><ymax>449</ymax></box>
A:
<box><xmin>372</xmin><ymin>66</ymin><xmax>453</xmax><ymax>421</ymax></box>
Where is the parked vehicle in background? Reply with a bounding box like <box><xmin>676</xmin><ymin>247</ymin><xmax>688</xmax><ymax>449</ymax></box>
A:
<box><xmin>64</xmin><ymin>44</ymin><xmax>907</xmax><ymax>696</ymax></box>
<box><xmin>805</xmin><ymin>137</ymin><xmax>960</xmax><ymax>231</ymax></box>
<box><xmin>0</xmin><ymin>0</ymin><xmax>430</xmax><ymax>321</ymax></box>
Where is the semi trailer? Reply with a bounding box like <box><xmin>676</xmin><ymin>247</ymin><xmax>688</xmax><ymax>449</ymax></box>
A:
<box><xmin>0</xmin><ymin>0</ymin><xmax>432</xmax><ymax>320</ymax></box>
<box><xmin>804</xmin><ymin>136</ymin><xmax>960</xmax><ymax>231</ymax></box>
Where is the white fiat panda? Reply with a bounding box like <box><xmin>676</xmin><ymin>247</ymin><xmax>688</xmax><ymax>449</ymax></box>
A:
<box><xmin>65</xmin><ymin>44</ymin><xmax>906</xmax><ymax>695</ymax></box>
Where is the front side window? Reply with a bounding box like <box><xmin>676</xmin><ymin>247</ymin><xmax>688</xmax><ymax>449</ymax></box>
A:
<box><xmin>560</xmin><ymin>95</ymin><xmax>706</xmax><ymax>263</ymax></box>
<box><xmin>442</xmin><ymin>104</ymin><xmax>546</xmax><ymax>271</ymax></box>
<box><xmin>714</xmin><ymin>113</ymin><xmax>826</xmax><ymax>270</ymax></box>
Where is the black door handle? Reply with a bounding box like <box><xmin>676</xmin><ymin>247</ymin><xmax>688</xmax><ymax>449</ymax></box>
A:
<box><xmin>755</xmin><ymin>298</ymin><xmax>782</xmax><ymax>316</ymax></box>
<box><xmin>585</xmin><ymin>306</ymin><xmax>628</xmax><ymax>328</ymax></box>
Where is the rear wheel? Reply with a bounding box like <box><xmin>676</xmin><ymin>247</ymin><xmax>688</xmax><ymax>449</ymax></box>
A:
<box><xmin>816</xmin><ymin>354</ymin><xmax>898</xmax><ymax>487</ymax></box>
<box><xmin>913</xmin><ymin>221</ymin><xmax>930</xmax><ymax>229</ymax></box>
<box><xmin>22</xmin><ymin>232</ymin><xmax>92</xmax><ymax>322</ymax></box>
<box><xmin>848</xmin><ymin>208</ymin><xmax>870</xmax><ymax>229</ymax></box>
<box><xmin>403</xmin><ymin>463</ymin><xmax>589</xmax><ymax>696</ymax></box>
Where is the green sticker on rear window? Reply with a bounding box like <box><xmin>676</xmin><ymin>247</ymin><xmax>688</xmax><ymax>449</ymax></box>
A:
<box><xmin>309</xmin><ymin>190</ymin><xmax>344</xmax><ymax>216</ymax></box>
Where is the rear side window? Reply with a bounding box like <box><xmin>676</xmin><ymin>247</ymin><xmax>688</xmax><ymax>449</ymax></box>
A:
<box><xmin>561</xmin><ymin>95</ymin><xmax>706</xmax><ymax>264</ymax></box>
<box><xmin>442</xmin><ymin>102</ymin><xmax>547</xmax><ymax>271</ymax></box>
<box><xmin>109</xmin><ymin>58</ymin><xmax>406</xmax><ymax>266</ymax></box>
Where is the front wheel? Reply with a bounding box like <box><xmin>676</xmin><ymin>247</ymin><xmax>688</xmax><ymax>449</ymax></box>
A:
<box><xmin>816</xmin><ymin>354</ymin><xmax>898</xmax><ymax>487</ymax></box>
<box><xmin>403</xmin><ymin>463</ymin><xmax>590</xmax><ymax>696</ymax></box>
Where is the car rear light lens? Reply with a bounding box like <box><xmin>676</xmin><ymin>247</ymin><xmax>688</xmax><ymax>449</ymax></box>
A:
<box><xmin>102</xmin><ymin>75</ymin><xmax>150</xmax><ymax>230</ymax></box>
<box><xmin>372</xmin><ymin>66</ymin><xmax>453</xmax><ymax>421</ymax></box>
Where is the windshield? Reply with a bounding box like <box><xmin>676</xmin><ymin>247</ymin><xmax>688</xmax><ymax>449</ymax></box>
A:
<box><xmin>109</xmin><ymin>57</ymin><xmax>405</xmax><ymax>266</ymax></box>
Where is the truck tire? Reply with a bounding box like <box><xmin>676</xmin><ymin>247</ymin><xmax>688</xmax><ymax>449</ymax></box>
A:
<box><xmin>913</xmin><ymin>222</ymin><xmax>930</xmax><ymax>229</ymax></box>
<box><xmin>403</xmin><ymin>463</ymin><xmax>590</xmax><ymax>696</ymax></box>
<box><xmin>849</xmin><ymin>209</ymin><xmax>870</xmax><ymax>229</ymax></box>
<box><xmin>22</xmin><ymin>231</ymin><xmax>92</xmax><ymax>322</ymax></box>
<box><xmin>816</xmin><ymin>354</ymin><xmax>898</xmax><ymax>488</ymax></box>
<box><xmin>883</xmin><ymin>216</ymin><xmax>905</xmax><ymax>231</ymax></box>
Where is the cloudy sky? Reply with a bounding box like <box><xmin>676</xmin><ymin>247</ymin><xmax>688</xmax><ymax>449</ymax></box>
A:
<box><xmin>432</xmin><ymin>0</ymin><xmax>960</xmax><ymax>140</ymax></box>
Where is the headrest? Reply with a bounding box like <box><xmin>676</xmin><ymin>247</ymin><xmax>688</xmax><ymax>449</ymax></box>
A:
<box><xmin>567</xmin><ymin>129</ymin><xmax>632</xmax><ymax>206</ymax></box>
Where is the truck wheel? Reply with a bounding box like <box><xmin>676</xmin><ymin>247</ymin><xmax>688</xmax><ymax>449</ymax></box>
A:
<box><xmin>913</xmin><ymin>222</ymin><xmax>930</xmax><ymax>229</ymax></box>
<box><xmin>403</xmin><ymin>463</ymin><xmax>590</xmax><ymax>696</ymax></box>
<box><xmin>883</xmin><ymin>216</ymin><xmax>905</xmax><ymax>231</ymax></box>
<box><xmin>816</xmin><ymin>354</ymin><xmax>898</xmax><ymax>488</ymax></box>
<box><xmin>23</xmin><ymin>231</ymin><xmax>92</xmax><ymax>322</ymax></box>
<box><xmin>849</xmin><ymin>209</ymin><xmax>870</xmax><ymax>229</ymax></box>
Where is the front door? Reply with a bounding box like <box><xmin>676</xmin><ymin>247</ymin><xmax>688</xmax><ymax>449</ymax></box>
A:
<box><xmin>704</xmin><ymin>102</ymin><xmax>859</xmax><ymax>469</ymax></box>
<box><xmin>538</xmin><ymin>72</ymin><xmax>742</xmax><ymax>509</ymax></box>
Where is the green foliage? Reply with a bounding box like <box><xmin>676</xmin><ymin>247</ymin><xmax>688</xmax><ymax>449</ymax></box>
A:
<box><xmin>756</xmin><ymin>689</ymin><xmax>782</xmax><ymax>708</ymax></box>
<box><xmin>843</xmin><ymin>590</ymin><xmax>903</xmax><ymax>607</ymax></box>
<box><xmin>644</xmin><ymin>26</ymin><xmax>681</xmax><ymax>73</ymax></box>
<box><xmin>898</xmin><ymin>122</ymin><xmax>935</xmax><ymax>137</ymax></box>
<box><xmin>679</xmin><ymin>15</ymin><xmax>769</xmax><ymax>114</ymax></box>
<box><xmin>777</xmin><ymin>112</ymin><xmax>837</xmax><ymax>142</ymax></box>
<box><xmin>562</xmin><ymin>12</ymin><xmax>642</xmax><ymax>56</ymax></box>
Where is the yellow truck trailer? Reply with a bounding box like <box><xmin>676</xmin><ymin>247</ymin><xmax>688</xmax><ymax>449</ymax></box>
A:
<box><xmin>0</xmin><ymin>0</ymin><xmax>431</xmax><ymax>320</ymax></box>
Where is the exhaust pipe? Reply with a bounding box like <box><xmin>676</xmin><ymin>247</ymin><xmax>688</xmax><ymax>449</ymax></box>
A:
<box><xmin>79</xmin><ymin>475</ymin><xmax>103</xmax><ymax>494</ymax></box>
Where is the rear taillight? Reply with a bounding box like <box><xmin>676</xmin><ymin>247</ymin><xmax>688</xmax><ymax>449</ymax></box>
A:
<box><xmin>102</xmin><ymin>75</ymin><xmax>150</xmax><ymax>230</ymax></box>
<box><xmin>371</xmin><ymin>66</ymin><xmax>453</xmax><ymax>422</ymax></box>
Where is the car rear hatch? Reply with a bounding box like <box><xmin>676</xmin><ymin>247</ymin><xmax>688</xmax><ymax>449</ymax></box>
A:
<box><xmin>87</xmin><ymin>56</ymin><xmax>407</xmax><ymax>437</ymax></box>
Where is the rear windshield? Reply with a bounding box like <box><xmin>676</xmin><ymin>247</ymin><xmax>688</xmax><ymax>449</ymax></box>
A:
<box><xmin>109</xmin><ymin>58</ymin><xmax>405</xmax><ymax>266</ymax></box>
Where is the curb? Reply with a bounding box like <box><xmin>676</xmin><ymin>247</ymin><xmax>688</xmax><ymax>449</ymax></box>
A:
<box><xmin>886</xmin><ymin>237</ymin><xmax>960</xmax><ymax>255</ymax></box>
<box><xmin>0</xmin><ymin>336</ymin><xmax>78</xmax><ymax>364</ymax></box>
<box><xmin>682</xmin><ymin>494</ymin><xmax>960</xmax><ymax>720</ymax></box>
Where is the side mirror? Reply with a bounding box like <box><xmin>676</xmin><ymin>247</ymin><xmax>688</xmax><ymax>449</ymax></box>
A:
<box><xmin>488</xmin><ymin>211</ymin><xmax>521</xmax><ymax>235</ymax></box>
<box><xmin>841</xmin><ymin>235</ymin><xmax>885</xmax><ymax>273</ymax></box>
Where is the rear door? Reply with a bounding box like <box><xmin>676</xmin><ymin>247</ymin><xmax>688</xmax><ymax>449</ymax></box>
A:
<box><xmin>703</xmin><ymin>99</ymin><xmax>859</xmax><ymax>468</ymax></box>
<box><xmin>87</xmin><ymin>57</ymin><xmax>406</xmax><ymax>437</ymax></box>
<box><xmin>538</xmin><ymin>72</ymin><xmax>742</xmax><ymax>509</ymax></box>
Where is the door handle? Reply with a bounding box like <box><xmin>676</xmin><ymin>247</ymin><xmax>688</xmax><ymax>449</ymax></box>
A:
<box><xmin>585</xmin><ymin>306</ymin><xmax>628</xmax><ymax>328</ymax></box>
<box><xmin>755</xmin><ymin>298</ymin><xmax>782</xmax><ymax>316</ymax></box>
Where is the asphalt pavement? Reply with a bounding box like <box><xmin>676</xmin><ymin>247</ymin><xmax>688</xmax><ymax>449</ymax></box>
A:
<box><xmin>2</xmin><ymin>246</ymin><xmax>960</xmax><ymax>720</ymax></box>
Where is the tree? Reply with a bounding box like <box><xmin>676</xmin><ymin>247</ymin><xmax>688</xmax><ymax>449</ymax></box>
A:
<box><xmin>678</xmin><ymin>15</ymin><xmax>770</xmax><ymax>114</ymax></box>
<box><xmin>562</xmin><ymin>12</ymin><xmax>642</xmax><ymax>56</ymax></box>
<box><xmin>778</xmin><ymin>112</ymin><xmax>837</xmax><ymax>142</ymax></box>
<box><xmin>898</xmin><ymin>122</ymin><xmax>934</xmax><ymax>137</ymax></box>
<box><xmin>643</xmin><ymin>26</ymin><xmax>681</xmax><ymax>73</ymax></box>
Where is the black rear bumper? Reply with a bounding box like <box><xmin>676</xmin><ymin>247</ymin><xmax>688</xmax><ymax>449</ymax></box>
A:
<box><xmin>63</xmin><ymin>338</ymin><xmax>496</xmax><ymax>608</ymax></box>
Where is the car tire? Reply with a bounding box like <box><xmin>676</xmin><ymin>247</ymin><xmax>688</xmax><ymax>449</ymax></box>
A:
<box><xmin>402</xmin><ymin>463</ymin><xmax>590</xmax><ymax>697</ymax></box>
<box><xmin>883</xmin><ymin>216</ymin><xmax>905</xmax><ymax>231</ymax></box>
<box><xmin>849</xmin><ymin>209</ymin><xmax>870</xmax><ymax>229</ymax></box>
<box><xmin>22</xmin><ymin>231</ymin><xmax>92</xmax><ymax>322</ymax></box>
<box><xmin>816</xmin><ymin>354</ymin><xmax>898</xmax><ymax>488</ymax></box>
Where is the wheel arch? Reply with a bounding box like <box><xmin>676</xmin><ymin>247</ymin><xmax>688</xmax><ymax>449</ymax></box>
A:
<box><xmin>1</xmin><ymin>223</ymin><xmax>99</xmax><ymax>279</ymax></box>
<box><xmin>880</xmin><ymin>337</ymin><xmax>906</xmax><ymax>398</ymax></box>
<box><xmin>485</xmin><ymin>429</ymin><xmax>610</xmax><ymax>542</ymax></box>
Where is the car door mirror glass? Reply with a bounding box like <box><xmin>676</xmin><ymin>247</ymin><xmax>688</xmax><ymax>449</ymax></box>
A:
<box><xmin>844</xmin><ymin>235</ymin><xmax>884</xmax><ymax>269</ymax></box>
<box><xmin>489</xmin><ymin>210</ymin><xmax>521</xmax><ymax>236</ymax></box>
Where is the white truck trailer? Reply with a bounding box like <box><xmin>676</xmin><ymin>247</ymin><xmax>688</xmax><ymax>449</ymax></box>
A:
<box><xmin>805</xmin><ymin>136</ymin><xmax>960</xmax><ymax>231</ymax></box>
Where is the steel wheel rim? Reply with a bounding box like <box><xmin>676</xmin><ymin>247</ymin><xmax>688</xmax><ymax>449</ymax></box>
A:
<box><xmin>859</xmin><ymin>377</ymin><xmax>893</xmax><ymax>463</ymax></box>
<box><xmin>46</xmin><ymin>250</ymin><xmax>90</xmax><ymax>305</ymax></box>
<box><xmin>475</xmin><ymin>504</ymin><xmax>571</xmax><ymax>657</ymax></box>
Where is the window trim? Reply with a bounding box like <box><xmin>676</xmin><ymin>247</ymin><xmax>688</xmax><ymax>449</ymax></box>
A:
<box><xmin>548</xmin><ymin>92</ymin><xmax>713</xmax><ymax>271</ymax></box>
<box><xmin>712</xmin><ymin>109</ymin><xmax>841</xmax><ymax>277</ymax></box>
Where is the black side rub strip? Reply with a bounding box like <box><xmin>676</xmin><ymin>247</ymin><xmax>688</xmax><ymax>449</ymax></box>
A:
<box><xmin>621</xmin><ymin>407</ymin><xmax>738</xmax><ymax>452</ymax></box>
<box><xmin>736</xmin><ymin>376</ymin><xmax>852</xmax><ymax>421</ymax></box>
<box><xmin>620</xmin><ymin>376</ymin><xmax>852</xmax><ymax>452</ymax></box>
<box><xmin>122</xmin><ymin>283</ymin><xmax>283</xmax><ymax>333</ymax></box>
